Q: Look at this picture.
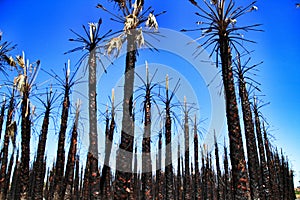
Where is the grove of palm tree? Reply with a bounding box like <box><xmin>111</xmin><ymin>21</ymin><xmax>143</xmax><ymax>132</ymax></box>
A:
<box><xmin>0</xmin><ymin>0</ymin><xmax>298</xmax><ymax>200</ymax></box>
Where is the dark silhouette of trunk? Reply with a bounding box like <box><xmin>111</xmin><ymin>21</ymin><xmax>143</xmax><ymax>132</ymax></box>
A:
<box><xmin>263</xmin><ymin>123</ymin><xmax>274</xmax><ymax>199</ymax></box>
<box><xmin>219</xmin><ymin>35</ymin><xmax>249</xmax><ymax>199</ymax></box>
<box><xmin>193</xmin><ymin>117</ymin><xmax>200</xmax><ymax>199</ymax></box>
<box><xmin>33</xmin><ymin>91</ymin><xmax>52</xmax><ymax>199</ymax></box>
<box><xmin>236</xmin><ymin>57</ymin><xmax>260</xmax><ymax>200</ymax></box>
<box><xmin>214</xmin><ymin>133</ymin><xmax>221</xmax><ymax>200</ymax></box>
<box><xmin>19</xmin><ymin>80</ymin><xmax>31</xmax><ymax>200</ymax></box>
<box><xmin>4</xmin><ymin>148</ymin><xmax>15</xmax><ymax>199</ymax></box>
<box><xmin>183</xmin><ymin>98</ymin><xmax>191</xmax><ymax>200</ymax></box>
<box><xmin>79</xmin><ymin>165</ymin><xmax>84</xmax><ymax>199</ymax></box>
<box><xmin>8</xmin><ymin>149</ymin><xmax>20</xmax><ymax>200</ymax></box>
<box><xmin>164</xmin><ymin>78</ymin><xmax>174</xmax><ymax>200</ymax></box>
<box><xmin>115</xmin><ymin>33</ymin><xmax>136</xmax><ymax>199</ymax></box>
<box><xmin>0</xmin><ymin>99</ymin><xmax>5</xmax><ymax>140</ymax></box>
<box><xmin>73</xmin><ymin>155</ymin><xmax>80</xmax><ymax>200</ymax></box>
<box><xmin>0</xmin><ymin>91</ymin><xmax>14</xmax><ymax>200</ymax></box>
<box><xmin>201</xmin><ymin>147</ymin><xmax>207</xmax><ymax>200</ymax></box>
<box><xmin>62</xmin><ymin>103</ymin><xmax>80</xmax><ymax>199</ymax></box>
<box><xmin>101</xmin><ymin>101</ymin><xmax>115</xmax><ymax>198</ymax></box>
<box><xmin>87</xmin><ymin>47</ymin><xmax>100</xmax><ymax>199</ymax></box>
<box><xmin>141</xmin><ymin>69</ymin><xmax>153</xmax><ymax>199</ymax></box>
<box><xmin>53</xmin><ymin>70</ymin><xmax>71</xmax><ymax>199</ymax></box>
<box><xmin>82</xmin><ymin>155</ymin><xmax>90</xmax><ymax>200</ymax></box>
<box><xmin>253</xmin><ymin>99</ymin><xmax>269</xmax><ymax>199</ymax></box>
<box><xmin>44</xmin><ymin>168</ymin><xmax>50</xmax><ymax>200</ymax></box>
<box><xmin>156</xmin><ymin>127</ymin><xmax>163</xmax><ymax>200</ymax></box>
<box><xmin>223</xmin><ymin>142</ymin><xmax>231</xmax><ymax>200</ymax></box>
<box><xmin>176</xmin><ymin>142</ymin><xmax>182</xmax><ymax>200</ymax></box>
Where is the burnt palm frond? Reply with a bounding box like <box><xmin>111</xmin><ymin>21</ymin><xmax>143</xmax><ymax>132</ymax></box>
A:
<box><xmin>97</xmin><ymin>0</ymin><xmax>165</xmax><ymax>57</ymax></box>
<box><xmin>0</xmin><ymin>34</ymin><xmax>16</xmax><ymax>71</ymax></box>
<box><xmin>184</xmin><ymin>0</ymin><xmax>261</xmax><ymax>60</ymax></box>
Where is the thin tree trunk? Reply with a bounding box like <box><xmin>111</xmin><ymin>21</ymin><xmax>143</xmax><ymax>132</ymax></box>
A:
<box><xmin>165</xmin><ymin>78</ymin><xmax>174</xmax><ymax>200</ymax></box>
<box><xmin>0</xmin><ymin>91</ymin><xmax>14</xmax><ymax>200</ymax></box>
<box><xmin>193</xmin><ymin>117</ymin><xmax>200</xmax><ymax>199</ymax></box>
<box><xmin>219</xmin><ymin>36</ymin><xmax>249</xmax><ymax>199</ymax></box>
<box><xmin>19</xmin><ymin>80</ymin><xmax>31</xmax><ymax>200</ymax></box>
<box><xmin>141</xmin><ymin>73</ymin><xmax>153</xmax><ymax>199</ymax></box>
<box><xmin>115</xmin><ymin>33</ymin><xmax>136</xmax><ymax>200</ymax></box>
<box><xmin>9</xmin><ymin>150</ymin><xmax>20</xmax><ymax>200</ymax></box>
<box><xmin>214</xmin><ymin>133</ymin><xmax>221</xmax><ymax>200</ymax></box>
<box><xmin>62</xmin><ymin>103</ymin><xmax>80</xmax><ymax>199</ymax></box>
<box><xmin>0</xmin><ymin>99</ymin><xmax>6</xmax><ymax>140</ymax></box>
<box><xmin>33</xmin><ymin>92</ymin><xmax>52</xmax><ymax>199</ymax></box>
<box><xmin>87</xmin><ymin>48</ymin><xmax>100</xmax><ymax>199</ymax></box>
<box><xmin>253</xmin><ymin>100</ymin><xmax>269</xmax><ymax>199</ymax></box>
<box><xmin>183</xmin><ymin>98</ymin><xmax>191</xmax><ymax>200</ymax></box>
<box><xmin>53</xmin><ymin>70</ymin><xmax>71</xmax><ymax>199</ymax></box>
<box><xmin>237</xmin><ymin>57</ymin><xmax>260</xmax><ymax>200</ymax></box>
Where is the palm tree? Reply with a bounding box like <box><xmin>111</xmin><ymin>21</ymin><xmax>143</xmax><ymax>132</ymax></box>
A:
<box><xmin>33</xmin><ymin>89</ymin><xmax>56</xmax><ymax>199</ymax></box>
<box><xmin>235</xmin><ymin>56</ymin><xmax>261</xmax><ymax>199</ymax></box>
<box><xmin>0</xmin><ymin>33</ymin><xmax>16</xmax><ymax>72</ymax></box>
<box><xmin>14</xmin><ymin>53</ymin><xmax>40</xmax><ymax>200</ymax></box>
<box><xmin>184</xmin><ymin>0</ymin><xmax>261</xmax><ymax>198</ymax></box>
<box><xmin>97</xmin><ymin>2</ymin><xmax>163</xmax><ymax>197</ymax></box>
<box><xmin>66</xmin><ymin>19</ymin><xmax>112</xmax><ymax>198</ymax></box>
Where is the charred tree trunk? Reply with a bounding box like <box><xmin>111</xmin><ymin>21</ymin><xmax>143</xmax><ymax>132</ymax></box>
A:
<box><xmin>53</xmin><ymin>69</ymin><xmax>71</xmax><ymax>199</ymax></box>
<box><xmin>193</xmin><ymin>117</ymin><xmax>200</xmax><ymax>199</ymax></box>
<box><xmin>214</xmin><ymin>134</ymin><xmax>221</xmax><ymax>200</ymax></box>
<box><xmin>33</xmin><ymin>91</ymin><xmax>52</xmax><ymax>199</ymax></box>
<box><xmin>87</xmin><ymin>47</ymin><xmax>100</xmax><ymax>199</ymax></box>
<box><xmin>115</xmin><ymin>34</ymin><xmax>136</xmax><ymax>200</ymax></box>
<box><xmin>219</xmin><ymin>36</ymin><xmax>249</xmax><ymax>199</ymax></box>
<box><xmin>237</xmin><ymin>57</ymin><xmax>260</xmax><ymax>200</ymax></box>
<box><xmin>183</xmin><ymin>98</ymin><xmax>191</xmax><ymax>200</ymax></box>
<box><xmin>62</xmin><ymin>103</ymin><xmax>80</xmax><ymax>199</ymax></box>
<box><xmin>19</xmin><ymin>80</ymin><xmax>31</xmax><ymax>200</ymax></box>
<box><xmin>0</xmin><ymin>99</ymin><xmax>6</xmax><ymax>140</ymax></box>
<box><xmin>165</xmin><ymin>79</ymin><xmax>174</xmax><ymax>200</ymax></box>
<box><xmin>141</xmin><ymin>75</ymin><xmax>153</xmax><ymax>199</ymax></box>
<box><xmin>253</xmin><ymin>100</ymin><xmax>269</xmax><ymax>199</ymax></box>
<box><xmin>0</xmin><ymin>92</ymin><xmax>14</xmax><ymax>200</ymax></box>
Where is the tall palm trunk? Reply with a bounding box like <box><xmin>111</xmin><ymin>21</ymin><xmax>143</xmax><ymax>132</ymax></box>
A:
<box><xmin>8</xmin><ymin>149</ymin><xmax>20</xmax><ymax>200</ymax></box>
<box><xmin>0</xmin><ymin>98</ymin><xmax>6</xmax><ymax>140</ymax></box>
<box><xmin>62</xmin><ymin>102</ymin><xmax>80</xmax><ymax>199</ymax></box>
<box><xmin>115</xmin><ymin>34</ymin><xmax>136</xmax><ymax>199</ymax></box>
<box><xmin>87</xmin><ymin>47</ymin><xmax>100</xmax><ymax>199</ymax></box>
<box><xmin>4</xmin><ymin>148</ymin><xmax>15</xmax><ymax>199</ymax></box>
<box><xmin>214</xmin><ymin>134</ymin><xmax>221</xmax><ymax>200</ymax></box>
<box><xmin>263</xmin><ymin>123</ymin><xmax>273</xmax><ymax>199</ymax></box>
<box><xmin>237</xmin><ymin>58</ymin><xmax>260</xmax><ymax>199</ymax></box>
<box><xmin>141</xmin><ymin>69</ymin><xmax>153</xmax><ymax>199</ymax></box>
<box><xmin>165</xmin><ymin>77</ymin><xmax>174</xmax><ymax>200</ymax></box>
<box><xmin>223</xmin><ymin>142</ymin><xmax>231</xmax><ymax>200</ymax></box>
<box><xmin>73</xmin><ymin>155</ymin><xmax>80</xmax><ymax>200</ymax></box>
<box><xmin>219</xmin><ymin>36</ymin><xmax>249</xmax><ymax>199</ymax></box>
<box><xmin>33</xmin><ymin>92</ymin><xmax>52</xmax><ymax>199</ymax></box>
<box><xmin>193</xmin><ymin>117</ymin><xmax>200</xmax><ymax>199</ymax></box>
<box><xmin>176</xmin><ymin>141</ymin><xmax>182</xmax><ymax>200</ymax></box>
<box><xmin>253</xmin><ymin>99</ymin><xmax>269</xmax><ymax>199</ymax></box>
<box><xmin>0</xmin><ymin>91</ymin><xmax>14</xmax><ymax>200</ymax></box>
<box><xmin>19</xmin><ymin>77</ymin><xmax>31</xmax><ymax>200</ymax></box>
<box><xmin>156</xmin><ymin>127</ymin><xmax>163</xmax><ymax>199</ymax></box>
<box><xmin>183</xmin><ymin>98</ymin><xmax>191</xmax><ymax>200</ymax></box>
<box><xmin>100</xmin><ymin>92</ymin><xmax>115</xmax><ymax>196</ymax></box>
<box><xmin>53</xmin><ymin>70</ymin><xmax>70</xmax><ymax>199</ymax></box>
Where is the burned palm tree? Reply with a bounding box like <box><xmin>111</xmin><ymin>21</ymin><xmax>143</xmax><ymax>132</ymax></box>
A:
<box><xmin>12</xmin><ymin>52</ymin><xmax>40</xmax><ymax>199</ymax></box>
<box><xmin>235</xmin><ymin>56</ymin><xmax>262</xmax><ymax>199</ymax></box>
<box><xmin>62</xmin><ymin>99</ymin><xmax>81</xmax><ymax>199</ymax></box>
<box><xmin>100</xmin><ymin>89</ymin><xmax>115</xmax><ymax>196</ymax></box>
<box><xmin>193</xmin><ymin>115</ymin><xmax>201</xmax><ymax>199</ymax></box>
<box><xmin>66</xmin><ymin>20</ymin><xmax>112</xmax><ymax>198</ymax></box>
<box><xmin>184</xmin><ymin>0</ymin><xmax>261</xmax><ymax>198</ymax></box>
<box><xmin>253</xmin><ymin>97</ymin><xmax>269</xmax><ymax>199</ymax></box>
<box><xmin>97</xmin><ymin>2</ymin><xmax>164</xmax><ymax>197</ymax></box>
<box><xmin>0</xmin><ymin>90</ymin><xmax>15</xmax><ymax>200</ymax></box>
<box><xmin>33</xmin><ymin>89</ymin><xmax>57</xmax><ymax>199</ymax></box>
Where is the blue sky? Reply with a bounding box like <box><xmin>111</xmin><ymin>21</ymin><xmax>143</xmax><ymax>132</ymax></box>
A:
<box><xmin>1</xmin><ymin>0</ymin><xmax>300</xmax><ymax>185</ymax></box>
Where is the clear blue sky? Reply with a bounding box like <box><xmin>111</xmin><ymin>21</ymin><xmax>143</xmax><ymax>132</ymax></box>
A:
<box><xmin>1</xmin><ymin>0</ymin><xmax>300</xmax><ymax>185</ymax></box>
